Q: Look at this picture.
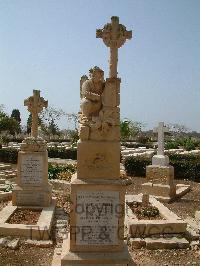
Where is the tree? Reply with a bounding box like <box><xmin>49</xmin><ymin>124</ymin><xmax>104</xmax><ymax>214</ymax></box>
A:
<box><xmin>27</xmin><ymin>114</ymin><xmax>32</xmax><ymax>134</ymax></box>
<box><xmin>0</xmin><ymin>105</ymin><xmax>6</xmax><ymax>119</ymax></box>
<box><xmin>27</xmin><ymin>113</ymin><xmax>42</xmax><ymax>134</ymax></box>
<box><xmin>120</xmin><ymin>119</ymin><xmax>143</xmax><ymax>141</ymax></box>
<box><xmin>41</xmin><ymin>118</ymin><xmax>60</xmax><ymax>137</ymax></box>
<box><xmin>11</xmin><ymin>109</ymin><xmax>21</xmax><ymax>133</ymax></box>
<box><xmin>11</xmin><ymin>109</ymin><xmax>21</xmax><ymax>123</ymax></box>
<box><xmin>65</xmin><ymin>113</ymin><xmax>78</xmax><ymax>130</ymax></box>
<box><xmin>40</xmin><ymin>106</ymin><xmax>64</xmax><ymax>138</ymax></box>
<box><xmin>0</xmin><ymin>115</ymin><xmax>21</xmax><ymax>135</ymax></box>
<box><xmin>167</xmin><ymin>123</ymin><xmax>189</xmax><ymax>135</ymax></box>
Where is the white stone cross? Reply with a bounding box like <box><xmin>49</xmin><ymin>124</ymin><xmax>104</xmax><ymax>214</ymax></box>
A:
<box><xmin>96</xmin><ymin>16</ymin><xmax>132</xmax><ymax>78</ymax></box>
<box><xmin>153</xmin><ymin>122</ymin><xmax>169</xmax><ymax>156</ymax></box>
<box><xmin>24</xmin><ymin>90</ymin><xmax>48</xmax><ymax>138</ymax></box>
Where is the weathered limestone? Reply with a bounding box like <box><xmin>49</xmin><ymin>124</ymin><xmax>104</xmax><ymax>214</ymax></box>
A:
<box><xmin>152</xmin><ymin>122</ymin><xmax>169</xmax><ymax>166</ymax></box>
<box><xmin>77</xmin><ymin>141</ymin><xmax>120</xmax><ymax>179</ymax></box>
<box><xmin>0</xmin><ymin>201</ymin><xmax>56</xmax><ymax>240</ymax></box>
<box><xmin>142</xmin><ymin>122</ymin><xmax>190</xmax><ymax>202</ymax></box>
<box><xmin>61</xmin><ymin>17</ymin><xmax>133</xmax><ymax>265</ymax></box>
<box><xmin>195</xmin><ymin>211</ymin><xmax>200</xmax><ymax>223</ymax></box>
<box><xmin>126</xmin><ymin>194</ymin><xmax>189</xmax><ymax>249</ymax></box>
<box><xmin>12</xmin><ymin>90</ymin><xmax>52</xmax><ymax>207</ymax></box>
<box><xmin>0</xmin><ymin>91</ymin><xmax>55</xmax><ymax>240</ymax></box>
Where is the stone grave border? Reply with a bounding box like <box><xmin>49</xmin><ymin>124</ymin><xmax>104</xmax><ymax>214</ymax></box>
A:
<box><xmin>0</xmin><ymin>191</ymin><xmax>12</xmax><ymax>201</ymax></box>
<box><xmin>125</xmin><ymin>194</ymin><xmax>187</xmax><ymax>237</ymax></box>
<box><xmin>142</xmin><ymin>183</ymin><xmax>190</xmax><ymax>203</ymax></box>
<box><xmin>0</xmin><ymin>198</ymin><xmax>56</xmax><ymax>240</ymax></box>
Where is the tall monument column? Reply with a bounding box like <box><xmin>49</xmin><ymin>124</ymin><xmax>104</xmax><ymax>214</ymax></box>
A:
<box><xmin>61</xmin><ymin>17</ymin><xmax>134</xmax><ymax>265</ymax></box>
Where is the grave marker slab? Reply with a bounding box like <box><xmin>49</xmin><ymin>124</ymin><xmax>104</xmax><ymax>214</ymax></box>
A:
<box><xmin>142</xmin><ymin>122</ymin><xmax>190</xmax><ymax>202</ymax></box>
<box><xmin>12</xmin><ymin>90</ymin><xmax>52</xmax><ymax>207</ymax></box>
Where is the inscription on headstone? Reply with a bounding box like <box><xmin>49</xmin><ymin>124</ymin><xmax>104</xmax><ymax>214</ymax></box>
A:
<box><xmin>76</xmin><ymin>190</ymin><xmax>120</xmax><ymax>245</ymax></box>
<box><xmin>21</xmin><ymin>154</ymin><xmax>43</xmax><ymax>186</ymax></box>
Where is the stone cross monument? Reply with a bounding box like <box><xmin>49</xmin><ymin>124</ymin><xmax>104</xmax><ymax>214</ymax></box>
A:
<box><xmin>152</xmin><ymin>121</ymin><xmax>169</xmax><ymax>166</ymax></box>
<box><xmin>61</xmin><ymin>17</ymin><xmax>133</xmax><ymax>265</ymax></box>
<box><xmin>96</xmin><ymin>16</ymin><xmax>132</xmax><ymax>78</ymax></box>
<box><xmin>143</xmin><ymin>121</ymin><xmax>190</xmax><ymax>202</ymax></box>
<box><xmin>153</xmin><ymin>122</ymin><xmax>169</xmax><ymax>156</ymax></box>
<box><xmin>12</xmin><ymin>90</ymin><xmax>52</xmax><ymax>207</ymax></box>
<box><xmin>142</xmin><ymin>122</ymin><xmax>176</xmax><ymax>202</ymax></box>
<box><xmin>24</xmin><ymin>90</ymin><xmax>48</xmax><ymax>138</ymax></box>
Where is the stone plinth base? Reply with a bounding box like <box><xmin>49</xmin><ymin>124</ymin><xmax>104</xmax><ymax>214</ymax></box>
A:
<box><xmin>69</xmin><ymin>175</ymin><xmax>125</xmax><ymax>252</ymax></box>
<box><xmin>144</xmin><ymin>165</ymin><xmax>190</xmax><ymax>202</ymax></box>
<box><xmin>12</xmin><ymin>186</ymin><xmax>52</xmax><ymax>207</ymax></box>
<box><xmin>12</xmin><ymin>148</ymin><xmax>52</xmax><ymax>207</ymax></box>
<box><xmin>77</xmin><ymin>141</ymin><xmax>120</xmax><ymax>179</ymax></box>
<box><xmin>152</xmin><ymin>155</ymin><xmax>169</xmax><ymax>166</ymax></box>
<box><xmin>61</xmin><ymin>237</ymin><xmax>135</xmax><ymax>266</ymax></box>
<box><xmin>142</xmin><ymin>183</ymin><xmax>176</xmax><ymax>198</ymax></box>
<box><xmin>142</xmin><ymin>183</ymin><xmax>190</xmax><ymax>203</ymax></box>
<box><xmin>145</xmin><ymin>165</ymin><xmax>176</xmax><ymax>199</ymax></box>
<box><xmin>146</xmin><ymin>165</ymin><xmax>174</xmax><ymax>185</ymax></box>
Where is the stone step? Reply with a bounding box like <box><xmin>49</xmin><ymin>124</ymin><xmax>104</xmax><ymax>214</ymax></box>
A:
<box><xmin>185</xmin><ymin>217</ymin><xmax>200</xmax><ymax>234</ymax></box>
<box><xmin>195</xmin><ymin>211</ymin><xmax>200</xmax><ymax>222</ymax></box>
<box><xmin>24</xmin><ymin>239</ymin><xmax>53</xmax><ymax>247</ymax></box>
<box><xmin>145</xmin><ymin>237</ymin><xmax>190</xmax><ymax>249</ymax></box>
<box><xmin>0</xmin><ymin>173</ymin><xmax>6</xmax><ymax>178</ymax></box>
<box><xmin>0</xmin><ymin>179</ymin><xmax>6</xmax><ymax>184</ymax></box>
<box><xmin>0</xmin><ymin>164</ymin><xmax>12</xmax><ymax>170</ymax></box>
<box><xmin>185</xmin><ymin>226</ymin><xmax>200</xmax><ymax>241</ymax></box>
<box><xmin>0</xmin><ymin>185</ymin><xmax>6</xmax><ymax>191</ymax></box>
<box><xmin>130</xmin><ymin>236</ymin><xmax>190</xmax><ymax>249</ymax></box>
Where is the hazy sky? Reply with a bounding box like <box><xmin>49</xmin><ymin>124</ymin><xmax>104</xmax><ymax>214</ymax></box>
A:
<box><xmin>0</xmin><ymin>0</ymin><xmax>200</xmax><ymax>131</ymax></box>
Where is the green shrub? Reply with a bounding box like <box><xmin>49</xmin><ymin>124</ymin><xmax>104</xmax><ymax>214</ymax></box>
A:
<box><xmin>124</xmin><ymin>156</ymin><xmax>151</xmax><ymax>177</ymax></box>
<box><xmin>183</xmin><ymin>139</ymin><xmax>196</xmax><ymax>151</ymax></box>
<box><xmin>0</xmin><ymin>148</ymin><xmax>18</xmax><ymax>163</ymax></box>
<box><xmin>0</xmin><ymin>147</ymin><xmax>77</xmax><ymax>164</ymax></box>
<box><xmin>165</xmin><ymin>141</ymin><xmax>180</xmax><ymax>149</ymax></box>
<box><xmin>48</xmin><ymin>163</ymin><xmax>76</xmax><ymax>181</ymax></box>
<box><xmin>121</xmin><ymin>142</ymin><xmax>153</xmax><ymax>149</ymax></box>
<box><xmin>124</xmin><ymin>154</ymin><xmax>200</xmax><ymax>181</ymax></box>
<box><xmin>169</xmin><ymin>153</ymin><xmax>200</xmax><ymax>181</ymax></box>
<box><xmin>165</xmin><ymin>138</ymin><xmax>199</xmax><ymax>151</ymax></box>
<box><xmin>48</xmin><ymin>147</ymin><xmax>77</xmax><ymax>160</ymax></box>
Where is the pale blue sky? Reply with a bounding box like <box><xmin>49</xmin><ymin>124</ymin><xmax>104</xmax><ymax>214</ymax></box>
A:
<box><xmin>0</xmin><ymin>0</ymin><xmax>200</xmax><ymax>131</ymax></box>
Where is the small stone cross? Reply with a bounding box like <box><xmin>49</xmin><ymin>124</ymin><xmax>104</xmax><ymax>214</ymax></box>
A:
<box><xmin>154</xmin><ymin>122</ymin><xmax>169</xmax><ymax>156</ymax></box>
<box><xmin>24</xmin><ymin>90</ymin><xmax>48</xmax><ymax>138</ymax></box>
<box><xmin>96</xmin><ymin>16</ymin><xmax>132</xmax><ymax>78</ymax></box>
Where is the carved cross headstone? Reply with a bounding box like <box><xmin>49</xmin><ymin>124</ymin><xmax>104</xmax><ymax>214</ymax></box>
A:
<box><xmin>154</xmin><ymin>122</ymin><xmax>169</xmax><ymax>156</ymax></box>
<box><xmin>24</xmin><ymin>90</ymin><xmax>48</xmax><ymax>138</ymax></box>
<box><xmin>96</xmin><ymin>16</ymin><xmax>132</xmax><ymax>78</ymax></box>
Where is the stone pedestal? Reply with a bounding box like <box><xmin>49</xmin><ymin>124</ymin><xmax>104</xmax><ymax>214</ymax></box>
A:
<box><xmin>142</xmin><ymin>164</ymin><xmax>190</xmax><ymax>202</ymax></box>
<box><xmin>142</xmin><ymin>165</ymin><xmax>176</xmax><ymax>201</ymax></box>
<box><xmin>152</xmin><ymin>154</ymin><xmax>169</xmax><ymax>167</ymax></box>
<box><xmin>77</xmin><ymin>141</ymin><xmax>120</xmax><ymax>179</ymax></box>
<box><xmin>61</xmin><ymin>237</ymin><xmax>134</xmax><ymax>265</ymax></box>
<box><xmin>61</xmin><ymin>175</ymin><xmax>134</xmax><ymax>265</ymax></box>
<box><xmin>12</xmin><ymin>138</ymin><xmax>52</xmax><ymax>207</ymax></box>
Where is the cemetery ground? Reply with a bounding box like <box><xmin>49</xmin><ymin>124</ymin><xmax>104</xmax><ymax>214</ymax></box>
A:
<box><xmin>0</xmin><ymin>164</ymin><xmax>199</xmax><ymax>265</ymax></box>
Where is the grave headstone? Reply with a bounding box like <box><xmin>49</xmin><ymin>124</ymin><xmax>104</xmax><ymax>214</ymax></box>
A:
<box><xmin>61</xmin><ymin>16</ymin><xmax>133</xmax><ymax>265</ymax></box>
<box><xmin>152</xmin><ymin>122</ymin><xmax>169</xmax><ymax>166</ymax></box>
<box><xmin>12</xmin><ymin>90</ymin><xmax>52</xmax><ymax>207</ymax></box>
<box><xmin>142</xmin><ymin>122</ymin><xmax>190</xmax><ymax>202</ymax></box>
